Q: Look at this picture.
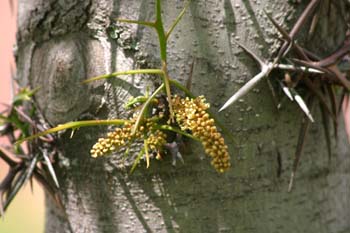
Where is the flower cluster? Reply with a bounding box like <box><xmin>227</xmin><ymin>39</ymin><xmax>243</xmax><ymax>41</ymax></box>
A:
<box><xmin>90</xmin><ymin>94</ymin><xmax>230</xmax><ymax>173</ymax></box>
<box><xmin>146</xmin><ymin>130</ymin><xmax>167</xmax><ymax>152</ymax></box>
<box><xmin>90</xmin><ymin>118</ymin><xmax>167</xmax><ymax>159</ymax></box>
<box><xmin>172</xmin><ymin>95</ymin><xmax>231</xmax><ymax>172</ymax></box>
<box><xmin>90</xmin><ymin>120</ymin><xmax>137</xmax><ymax>158</ymax></box>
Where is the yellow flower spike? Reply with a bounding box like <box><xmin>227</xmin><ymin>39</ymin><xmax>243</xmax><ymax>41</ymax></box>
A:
<box><xmin>172</xmin><ymin>95</ymin><xmax>231</xmax><ymax>172</ymax></box>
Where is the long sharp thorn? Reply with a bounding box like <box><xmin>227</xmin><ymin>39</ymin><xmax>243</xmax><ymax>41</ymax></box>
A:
<box><xmin>277</xmin><ymin>0</ymin><xmax>320</xmax><ymax>57</ymax></box>
<box><xmin>294</xmin><ymin>94</ymin><xmax>314</xmax><ymax>123</ymax></box>
<box><xmin>266</xmin><ymin>78</ymin><xmax>279</xmax><ymax>110</ymax></box>
<box><xmin>43</xmin><ymin>152</ymin><xmax>60</xmax><ymax>188</ymax></box>
<box><xmin>276</xmin><ymin>63</ymin><xmax>324</xmax><ymax>74</ymax></box>
<box><xmin>279</xmin><ymin>81</ymin><xmax>294</xmax><ymax>101</ymax></box>
<box><xmin>338</xmin><ymin>88</ymin><xmax>346</xmax><ymax>117</ymax></box>
<box><xmin>234</xmin><ymin>40</ymin><xmax>278</xmax><ymax>108</ymax></box>
<box><xmin>219</xmin><ymin>65</ymin><xmax>270</xmax><ymax>111</ymax></box>
<box><xmin>186</xmin><ymin>58</ymin><xmax>195</xmax><ymax>91</ymax></box>
<box><xmin>320</xmin><ymin>103</ymin><xmax>332</xmax><ymax>164</ymax></box>
<box><xmin>4</xmin><ymin>155</ymin><xmax>38</xmax><ymax>211</ymax></box>
<box><xmin>289</xmin><ymin>0</ymin><xmax>320</xmax><ymax>37</ymax></box>
<box><xmin>233</xmin><ymin>40</ymin><xmax>265</xmax><ymax>67</ymax></box>
<box><xmin>288</xmin><ymin>96</ymin><xmax>315</xmax><ymax>192</ymax></box>
<box><xmin>291</xmin><ymin>84</ymin><xmax>315</xmax><ymax>122</ymax></box>
<box><xmin>327</xmin><ymin>65</ymin><xmax>350</xmax><ymax>90</ymax></box>
<box><xmin>292</xmin><ymin>59</ymin><xmax>330</xmax><ymax>74</ymax></box>
<box><xmin>303</xmin><ymin>78</ymin><xmax>336</xmax><ymax>122</ymax></box>
<box><xmin>264</xmin><ymin>10</ymin><xmax>292</xmax><ymax>43</ymax></box>
<box><xmin>0</xmin><ymin>147</ymin><xmax>17</xmax><ymax>167</ymax></box>
<box><xmin>326</xmin><ymin>85</ymin><xmax>338</xmax><ymax>140</ymax></box>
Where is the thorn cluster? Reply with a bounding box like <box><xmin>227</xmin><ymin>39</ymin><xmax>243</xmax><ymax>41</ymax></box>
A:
<box><xmin>172</xmin><ymin>95</ymin><xmax>231</xmax><ymax>172</ymax></box>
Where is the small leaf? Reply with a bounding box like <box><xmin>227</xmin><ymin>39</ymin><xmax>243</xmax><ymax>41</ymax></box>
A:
<box><xmin>12</xmin><ymin>87</ymin><xmax>40</xmax><ymax>106</ymax></box>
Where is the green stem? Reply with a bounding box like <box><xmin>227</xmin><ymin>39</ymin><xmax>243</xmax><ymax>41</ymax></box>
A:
<box><xmin>16</xmin><ymin>119</ymin><xmax>127</xmax><ymax>145</ymax></box>
<box><xmin>83</xmin><ymin>69</ymin><xmax>164</xmax><ymax>83</ymax></box>
<box><xmin>161</xmin><ymin>62</ymin><xmax>174</xmax><ymax>121</ymax></box>
<box><xmin>155</xmin><ymin>0</ymin><xmax>167</xmax><ymax>62</ymax></box>
<box><xmin>130</xmin><ymin>148</ymin><xmax>145</xmax><ymax>174</ymax></box>
<box><xmin>169</xmin><ymin>79</ymin><xmax>195</xmax><ymax>97</ymax></box>
<box><xmin>132</xmin><ymin>84</ymin><xmax>165</xmax><ymax>135</ymax></box>
<box><xmin>116</xmin><ymin>18</ymin><xmax>155</xmax><ymax>28</ymax></box>
<box><xmin>125</xmin><ymin>96</ymin><xmax>158</xmax><ymax>109</ymax></box>
<box><xmin>156</xmin><ymin>125</ymin><xmax>200</xmax><ymax>141</ymax></box>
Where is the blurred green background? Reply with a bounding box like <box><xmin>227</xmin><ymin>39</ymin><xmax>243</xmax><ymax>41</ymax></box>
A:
<box><xmin>0</xmin><ymin>0</ymin><xmax>45</xmax><ymax>232</ymax></box>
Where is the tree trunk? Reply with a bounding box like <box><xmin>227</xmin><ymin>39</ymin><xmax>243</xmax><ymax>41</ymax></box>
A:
<box><xmin>17</xmin><ymin>0</ymin><xmax>350</xmax><ymax>232</ymax></box>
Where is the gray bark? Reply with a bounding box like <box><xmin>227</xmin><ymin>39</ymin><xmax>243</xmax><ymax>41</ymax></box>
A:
<box><xmin>16</xmin><ymin>0</ymin><xmax>350</xmax><ymax>232</ymax></box>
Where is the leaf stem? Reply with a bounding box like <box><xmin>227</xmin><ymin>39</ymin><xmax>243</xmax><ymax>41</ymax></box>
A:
<box><xmin>83</xmin><ymin>69</ymin><xmax>164</xmax><ymax>83</ymax></box>
<box><xmin>132</xmin><ymin>84</ymin><xmax>165</xmax><ymax>135</ymax></box>
<box><xmin>116</xmin><ymin>18</ymin><xmax>155</xmax><ymax>27</ymax></box>
<box><xmin>16</xmin><ymin>119</ymin><xmax>127</xmax><ymax>145</ymax></box>
<box><xmin>156</xmin><ymin>125</ymin><xmax>200</xmax><ymax>141</ymax></box>
<box><xmin>166</xmin><ymin>0</ymin><xmax>191</xmax><ymax>40</ymax></box>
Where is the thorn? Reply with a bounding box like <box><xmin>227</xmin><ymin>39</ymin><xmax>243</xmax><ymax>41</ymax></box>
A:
<box><xmin>294</xmin><ymin>94</ymin><xmax>314</xmax><ymax>122</ymax></box>
<box><xmin>186</xmin><ymin>57</ymin><xmax>195</xmax><ymax>91</ymax></box>
<box><xmin>220</xmin><ymin>65</ymin><xmax>270</xmax><ymax>111</ymax></box>
<box><xmin>289</xmin><ymin>96</ymin><xmax>315</xmax><ymax>191</ymax></box>
<box><xmin>279</xmin><ymin>81</ymin><xmax>294</xmax><ymax>101</ymax></box>
<box><xmin>320</xmin><ymin>103</ymin><xmax>332</xmax><ymax>164</ymax></box>
<box><xmin>232</xmin><ymin>40</ymin><xmax>265</xmax><ymax>67</ymax></box>
<box><xmin>288</xmin><ymin>171</ymin><xmax>295</xmax><ymax>192</ymax></box>
<box><xmin>42</xmin><ymin>150</ymin><xmax>60</xmax><ymax>188</ymax></box>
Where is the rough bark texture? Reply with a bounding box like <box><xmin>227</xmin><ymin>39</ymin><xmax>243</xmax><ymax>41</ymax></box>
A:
<box><xmin>17</xmin><ymin>0</ymin><xmax>350</xmax><ymax>232</ymax></box>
